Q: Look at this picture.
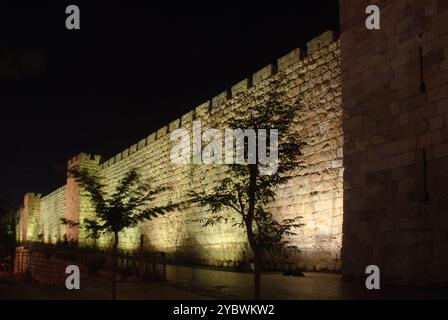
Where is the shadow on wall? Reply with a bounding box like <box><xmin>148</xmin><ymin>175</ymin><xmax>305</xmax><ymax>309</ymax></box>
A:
<box><xmin>143</xmin><ymin>214</ymin><xmax>251</xmax><ymax>270</ymax></box>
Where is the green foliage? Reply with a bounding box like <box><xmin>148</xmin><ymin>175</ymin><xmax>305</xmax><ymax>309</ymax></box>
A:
<box><xmin>0</xmin><ymin>197</ymin><xmax>16</xmax><ymax>247</ymax></box>
<box><xmin>69</xmin><ymin>168</ymin><xmax>178</xmax><ymax>239</ymax></box>
<box><xmin>253</xmin><ymin>208</ymin><xmax>304</xmax><ymax>257</ymax></box>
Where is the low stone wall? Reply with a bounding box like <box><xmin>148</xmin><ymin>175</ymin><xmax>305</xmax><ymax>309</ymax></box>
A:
<box><xmin>13</xmin><ymin>246</ymin><xmax>30</xmax><ymax>274</ymax></box>
<box><xmin>14</xmin><ymin>246</ymin><xmax>88</xmax><ymax>285</ymax></box>
<box><xmin>29</xmin><ymin>251</ymin><xmax>89</xmax><ymax>285</ymax></box>
<box><xmin>13</xmin><ymin>245</ymin><xmax>165</xmax><ymax>285</ymax></box>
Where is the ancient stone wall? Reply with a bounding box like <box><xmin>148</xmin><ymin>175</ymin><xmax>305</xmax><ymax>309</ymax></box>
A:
<box><xmin>340</xmin><ymin>0</ymin><xmax>448</xmax><ymax>285</ymax></box>
<box><xmin>19</xmin><ymin>193</ymin><xmax>41</xmax><ymax>242</ymax></box>
<box><xmin>65</xmin><ymin>153</ymin><xmax>102</xmax><ymax>244</ymax></box>
<box><xmin>40</xmin><ymin>186</ymin><xmax>66</xmax><ymax>244</ymax></box>
<box><xmin>18</xmin><ymin>31</ymin><xmax>343</xmax><ymax>271</ymax></box>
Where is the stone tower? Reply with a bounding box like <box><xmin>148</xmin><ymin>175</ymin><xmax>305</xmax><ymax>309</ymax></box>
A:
<box><xmin>65</xmin><ymin>153</ymin><xmax>101</xmax><ymax>243</ymax></box>
<box><xmin>19</xmin><ymin>193</ymin><xmax>41</xmax><ymax>242</ymax></box>
<box><xmin>340</xmin><ymin>0</ymin><xmax>448</xmax><ymax>285</ymax></box>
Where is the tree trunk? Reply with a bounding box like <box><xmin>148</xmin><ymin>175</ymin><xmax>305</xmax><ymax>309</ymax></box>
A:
<box><xmin>253</xmin><ymin>250</ymin><xmax>261</xmax><ymax>300</ymax></box>
<box><xmin>112</xmin><ymin>232</ymin><xmax>119</xmax><ymax>300</ymax></box>
<box><xmin>245</xmin><ymin>163</ymin><xmax>262</xmax><ymax>300</ymax></box>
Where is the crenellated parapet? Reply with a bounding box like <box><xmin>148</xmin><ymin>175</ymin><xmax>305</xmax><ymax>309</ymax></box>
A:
<box><xmin>100</xmin><ymin>30</ymin><xmax>339</xmax><ymax>172</ymax></box>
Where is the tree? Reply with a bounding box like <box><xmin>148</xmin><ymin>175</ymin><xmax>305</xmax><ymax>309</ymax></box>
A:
<box><xmin>189</xmin><ymin>81</ymin><xmax>305</xmax><ymax>299</ymax></box>
<box><xmin>0</xmin><ymin>197</ymin><xmax>16</xmax><ymax>249</ymax></box>
<box><xmin>69</xmin><ymin>168</ymin><xmax>177</xmax><ymax>300</ymax></box>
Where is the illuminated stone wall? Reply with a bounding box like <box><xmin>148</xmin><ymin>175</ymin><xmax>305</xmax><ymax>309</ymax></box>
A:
<box><xmin>65</xmin><ymin>153</ymin><xmax>102</xmax><ymax>244</ymax></box>
<box><xmin>340</xmin><ymin>0</ymin><xmax>448</xmax><ymax>285</ymax></box>
<box><xmin>18</xmin><ymin>31</ymin><xmax>343</xmax><ymax>271</ymax></box>
<box><xmin>19</xmin><ymin>193</ymin><xmax>41</xmax><ymax>242</ymax></box>
<box><xmin>40</xmin><ymin>186</ymin><xmax>66</xmax><ymax>243</ymax></box>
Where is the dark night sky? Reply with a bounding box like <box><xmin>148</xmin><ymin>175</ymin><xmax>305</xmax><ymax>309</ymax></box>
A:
<box><xmin>0</xmin><ymin>1</ymin><xmax>339</xmax><ymax>207</ymax></box>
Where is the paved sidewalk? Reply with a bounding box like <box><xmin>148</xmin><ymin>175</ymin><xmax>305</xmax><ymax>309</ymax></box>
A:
<box><xmin>0</xmin><ymin>280</ymin><xmax>208</xmax><ymax>300</ymax></box>
<box><xmin>165</xmin><ymin>265</ymin><xmax>448</xmax><ymax>300</ymax></box>
<box><xmin>1</xmin><ymin>267</ymin><xmax>448</xmax><ymax>300</ymax></box>
<box><xmin>0</xmin><ymin>270</ymin><xmax>208</xmax><ymax>300</ymax></box>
